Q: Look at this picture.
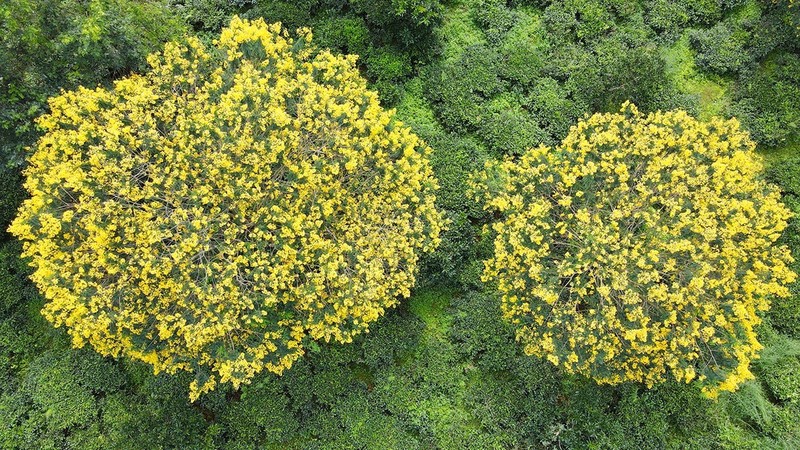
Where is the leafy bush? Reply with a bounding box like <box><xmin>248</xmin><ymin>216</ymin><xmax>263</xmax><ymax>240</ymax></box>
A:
<box><xmin>542</xmin><ymin>0</ymin><xmax>617</xmax><ymax>43</ymax></box>
<box><xmin>363</xmin><ymin>46</ymin><xmax>414</xmax><ymax>104</ymax></box>
<box><xmin>645</xmin><ymin>0</ymin><xmax>690</xmax><ymax>35</ymax></box>
<box><xmin>220</xmin><ymin>378</ymin><xmax>299</xmax><ymax>447</ymax></box>
<box><xmin>730</xmin><ymin>53</ymin><xmax>800</xmax><ymax>148</ymax></box>
<box><xmin>9</xmin><ymin>17</ymin><xmax>444</xmax><ymax>400</ymax></box>
<box><xmin>0</xmin><ymin>168</ymin><xmax>24</xmax><ymax>236</ymax></box>
<box><xmin>425</xmin><ymin>44</ymin><xmax>505</xmax><ymax>132</ymax></box>
<box><xmin>450</xmin><ymin>292</ymin><xmax>517</xmax><ymax>371</ymax></box>
<box><xmin>719</xmin><ymin>378</ymin><xmax>800</xmax><ymax>447</ymax></box>
<box><xmin>686</xmin><ymin>0</ymin><xmax>723</xmax><ymax>25</ymax></box>
<box><xmin>472</xmin><ymin>0</ymin><xmax>517</xmax><ymax>43</ymax></box>
<box><xmin>168</xmin><ymin>0</ymin><xmax>246</xmax><ymax>33</ymax></box>
<box><xmin>499</xmin><ymin>12</ymin><xmax>548</xmax><ymax>87</ymax></box>
<box><xmin>690</xmin><ymin>20</ymin><xmax>752</xmax><ymax>74</ymax></box>
<box><xmin>478</xmin><ymin>94</ymin><xmax>550</xmax><ymax>154</ymax></box>
<box><xmin>348</xmin><ymin>0</ymin><xmax>445</xmax><ymax>68</ymax></box>
<box><xmin>573</xmin><ymin>37</ymin><xmax>673</xmax><ymax>113</ymax></box>
<box><xmin>471</xmin><ymin>103</ymin><xmax>796</xmax><ymax>397</ymax></box>
<box><xmin>754</xmin><ymin>333</ymin><xmax>800</xmax><ymax>404</ymax></box>
<box><xmin>765</xmin><ymin>158</ymin><xmax>800</xmax><ymax>337</ymax></box>
<box><xmin>526</xmin><ymin>77</ymin><xmax>588</xmax><ymax>143</ymax></box>
<box><xmin>312</xmin><ymin>15</ymin><xmax>371</xmax><ymax>56</ymax></box>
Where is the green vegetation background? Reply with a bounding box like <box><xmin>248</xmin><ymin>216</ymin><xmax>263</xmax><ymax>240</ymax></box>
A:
<box><xmin>1</xmin><ymin>0</ymin><xmax>799</xmax><ymax>448</ymax></box>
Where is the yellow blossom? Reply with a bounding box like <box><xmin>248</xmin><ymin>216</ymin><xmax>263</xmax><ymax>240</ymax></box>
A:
<box><xmin>470</xmin><ymin>102</ymin><xmax>795</xmax><ymax>397</ymax></box>
<box><xmin>9</xmin><ymin>16</ymin><xmax>444</xmax><ymax>402</ymax></box>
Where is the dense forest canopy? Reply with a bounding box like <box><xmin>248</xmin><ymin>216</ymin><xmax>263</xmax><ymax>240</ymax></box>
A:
<box><xmin>1</xmin><ymin>0</ymin><xmax>800</xmax><ymax>448</ymax></box>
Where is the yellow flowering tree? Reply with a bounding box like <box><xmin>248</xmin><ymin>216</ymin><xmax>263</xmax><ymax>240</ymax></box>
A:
<box><xmin>9</xmin><ymin>17</ymin><xmax>443</xmax><ymax>400</ymax></box>
<box><xmin>470</xmin><ymin>103</ymin><xmax>796</xmax><ymax>398</ymax></box>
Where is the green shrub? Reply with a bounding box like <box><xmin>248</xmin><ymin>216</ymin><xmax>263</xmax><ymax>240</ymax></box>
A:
<box><xmin>244</xmin><ymin>0</ymin><xmax>316</xmax><ymax>29</ymax></box>
<box><xmin>525</xmin><ymin>77</ymin><xmax>588</xmax><ymax>142</ymax></box>
<box><xmin>364</xmin><ymin>46</ymin><xmax>414</xmax><ymax>103</ymax></box>
<box><xmin>0</xmin><ymin>241</ymin><xmax>40</xmax><ymax>318</ymax></box>
<box><xmin>420</xmin><ymin>211</ymin><xmax>479</xmax><ymax>287</ymax></box>
<box><xmin>348</xmin><ymin>0</ymin><xmax>444</xmax><ymax>57</ymax></box>
<box><xmin>723</xmin><ymin>381</ymin><xmax>778</xmax><ymax>436</ymax></box>
<box><xmin>450</xmin><ymin>292</ymin><xmax>517</xmax><ymax>371</ymax></box>
<box><xmin>690</xmin><ymin>20</ymin><xmax>752</xmax><ymax>74</ymax></box>
<box><xmin>739</xmin><ymin>2</ymin><xmax>798</xmax><ymax>62</ymax></box>
<box><xmin>360</xmin><ymin>310</ymin><xmax>423</xmax><ymax>370</ymax></box>
<box><xmin>103</xmin><ymin>369</ymin><xmax>208</xmax><ymax>449</ymax></box>
<box><xmin>754</xmin><ymin>335</ymin><xmax>800</xmax><ymax>404</ymax></box>
<box><xmin>424</xmin><ymin>44</ymin><xmax>505</xmax><ymax>132</ymax></box>
<box><xmin>542</xmin><ymin>0</ymin><xmax>618</xmax><ymax>43</ymax></box>
<box><xmin>730</xmin><ymin>53</ymin><xmax>800</xmax><ymax>148</ymax></box>
<box><xmin>478</xmin><ymin>94</ymin><xmax>550</xmax><ymax>154</ymax></box>
<box><xmin>312</xmin><ymin>15</ymin><xmax>371</xmax><ymax>56</ymax></box>
<box><xmin>170</xmin><ymin>0</ymin><xmax>253</xmax><ymax>32</ymax></box>
<box><xmin>24</xmin><ymin>352</ymin><xmax>97</xmax><ymax>432</ymax></box>
<box><xmin>572</xmin><ymin>37</ymin><xmax>672</xmax><ymax>112</ymax></box>
<box><xmin>499</xmin><ymin>11</ymin><xmax>548</xmax><ymax>87</ymax></box>
<box><xmin>686</xmin><ymin>0</ymin><xmax>723</xmax><ymax>25</ymax></box>
<box><xmin>645</xmin><ymin>0</ymin><xmax>689</xmax><ymax>34</ymax></box>
<box><xmin>472</xmin><ymin>0</ymin><xmax>517</xmax><ymax>43</ymax></box>
<box><xmin>765</xmin><ymin>158</ymin><xmax>800</xmax><ymax>336</ymax></box>
<box><xmin>395</xmin><ymin>80</ymin><xmax>490</xmax><ymax>287</ymax></box>
<box><xmin>0</xmin><ymin>168</ymin><xmax>24</xmax><ymax>235</ymax></box>
<box><xmin>221</xmin><ymin>379</ymin><xmax>299</xmax><ymax>448</ymax></box>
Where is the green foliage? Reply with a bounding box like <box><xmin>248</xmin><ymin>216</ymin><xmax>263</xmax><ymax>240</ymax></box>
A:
<box><xmin>220</xmin><ymin>379</ymin><xmax>298</xmax><ymax>447</ymax></box>
<box><xmin>685</xmin><ymin>0</ymin><xmax>723</xmax><ymax>25</ymax></box>
<box><xmin>690</xmin><ymin>19</ymin><xmax>753</xmax><ymax>74</ymax></box>
<box><xmin>363</xmin><ymin>46</ymin><xmax>414</xmax><ymax>104</ymax></box>
<box><xmin>499</xmin><ymin>11</ymin><xmax>547</xmax><ymax>86</ymax></box>
<box><xmin>1</xmin><ymin>0</ymin><xmax>800</xmax><ymax>448</ymax></box>
<box><xmin>645</xmin><ymin>0</ymin><xmax>690</xmax><ymax>35</ymax></box>
<box><xmin>754</xmin><ymin>333</ymin><xmax>800</xmax><ymax>403</ymax></box>
<box><xmin>423</xmin><ymin>0</ymin><xmax>683</xmax><ymax>160</ymax></box>
<box><xmin>425</xmin><ymin>43</ymin><xmax>505</xmax><ymax>132</ymax></box>
<box><xmin>542</xmin><ymin>0</ymin><xmax>620</xmax><ymax>43</ymax></box>
<box><xmin>479</xmin><ymin>94</ymin><xmax>549</xmax><ymax>153</ymax></box>
<box><xmin>169</xmin><ymin>0</ymin><xmax>256</xmax><ymax>33</ymax></box>
<box><xmin>450</xmin><ymin>292</ymin><xmax>518</xmax><ymax>371</ymax></box>
<box><xmin>765</xmin><ymin>158</ymin><xmax>800</xmax><ymax>337</ymax></box>
<box><xmin>313</xmin><ymin>15</ymin><xmax>371</xmax><ymax>55</ymax></box>
<box><xmin>731</xmin><ymin>53</ymin><xmax>800</xmax><ymax>148</ymax></box>
<box><xmin>348</xmin><ymin>0</ymin><xmax>444</xmax><ymax>48</ymax></box>
<box><xmin>660</xmin><ymin>32</ymin><xmax>724</xmax><ymax>120</ymax></box>
<box><xmin>24</xmin><ymin>352</ymin><xmax>97</xmax><ymax>432</ymax></box>
<box><xmin>472</xmin><ymin>0</ymin><xmax>516</xmax><ymax>43</ymax></box>
<box><xmin>573</xmin><ymin>36</ymin><xmax>676</xmax><ymax>112</ymax></box>
<box><xmin>396</xmin><ymin>79</ymin><xmax>490</xmax><ymax>287</ymax></box>
<box><xmin>718</xmin><ymin>380</ymin><xmax>800</xmax><ymax>447</ymax></box>
<box><xmin>0</xmin><ymin>241</ymin><xmax>49</xmax><ymax>382</ymax></box>
<box><xmin>526</xmin><ymin>77</ymin><xmax>588</xmax><ymax>141</ymax></box>
<box><xmin>0</xmin><ymin>168</ymin><xmax>24</xmax><ymax>237</ymax></box>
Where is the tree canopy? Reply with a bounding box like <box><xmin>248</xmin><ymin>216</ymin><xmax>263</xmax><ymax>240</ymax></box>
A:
<box><xmin>471</xmin><ymin>103</ymin><xmax>796</xmax><ymax>398</ymax></box>
<box><xmin>9</xmin><ymin>16</ymin><xmax>443</xmax><ymax>400</ymax></box>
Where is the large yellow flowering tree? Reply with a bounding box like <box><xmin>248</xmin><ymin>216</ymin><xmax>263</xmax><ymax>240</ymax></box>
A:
<box><xmin>471</xmin><ymin>103</ymin><xmax>796</xmax><ymax>398</ymax></box>
<box><xmin>10</xmin><ymin>17</ymin><xmax>443</xmax><ymax>400</ymax></box>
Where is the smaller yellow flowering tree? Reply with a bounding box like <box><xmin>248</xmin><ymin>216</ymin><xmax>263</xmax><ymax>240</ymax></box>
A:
<box><xmin>10</xmin><ymin>17</ymin><xmax>443</xmax><ymax>400</ymax></box>
<box><xmin>471</xmin><ymin>103</ymin><xmax>796</xmax><ymax>397</ymax></box>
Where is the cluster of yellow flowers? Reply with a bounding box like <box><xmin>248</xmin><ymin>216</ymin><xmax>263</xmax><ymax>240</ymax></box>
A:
<box><xmin>471</xmin><ymin>102</ymin><xmax>796</xmax><ymax>398</ymax></box>
<box><xmin>10</xmin><ymin>17</ymin><xmax>443</xmax><ymax>400</ymax></box>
